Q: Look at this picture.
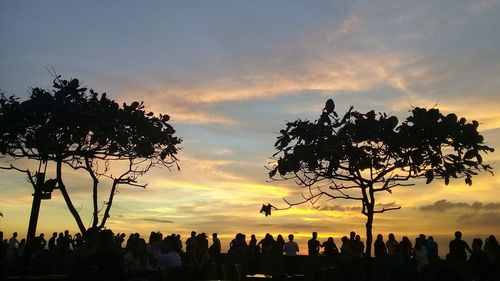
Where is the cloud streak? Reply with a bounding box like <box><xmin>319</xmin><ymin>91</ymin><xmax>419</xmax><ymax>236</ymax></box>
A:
<box><xmin>458</xmin><ymin>212</ymin><xmax>500</xmax><ymax>230</ymax></box>
<box><xmin>139</xmin><ymin>218</ymin><xmax>175</xmax><ymax>224</ymax></box>
<box><xmin>420</xmin><ymin>200</ymin><xmax>500</xmax><ymax>212</ymax></box>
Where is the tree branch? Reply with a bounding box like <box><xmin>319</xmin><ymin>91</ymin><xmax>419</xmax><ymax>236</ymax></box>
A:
<box><xmin>0</xmin><ymin>164</ymin><xmax>36</xmax><ymax>189</ymax></box>
<box><xmin>373</xmin><ymin>206</ymin><xmax>401</xmax><ymax>213</ymax></box>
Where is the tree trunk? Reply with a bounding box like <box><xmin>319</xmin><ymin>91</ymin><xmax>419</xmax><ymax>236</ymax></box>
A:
<box><xmin>92</xmin><ymin>181</ymin><xmax>98</xmax><ymax>228</ymax></box>
<box><xmin>365</xmin><ymin>212</ymin><xmax>373</xmax><ymax>259</ymax></box>
<box><xmin>84</xmin><ymin>157</ymin><xmax>100</xmax><ymax>228</ymax></box>
<box><xmin>24</xmin><ymin>179</ymin><xmax>42</xmax><ymax>263</ymax></box>
<box><xmin>98</xmin><ymin>180</ymin><xmax>118</xmax><ymax>229</ymax></box>
<box><xmin>365</xmin><ymin>206</ymin><xmax>374</xmax><ymax>281</ymax></box>
<box><xmin>56</xmin><ymin>160</ymin><xmax>87</xmax><ymax>234</ymax></box>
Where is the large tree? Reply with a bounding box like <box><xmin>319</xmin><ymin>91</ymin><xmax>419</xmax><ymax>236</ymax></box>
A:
<box><xmin>265</xmin><ymin>99</ymin><xmax>494</xmax><ymax>262</ymax></box>
<box><xmin>0</xmin><ymin>76</ymin><xmax>182</xmax><ymax>234</ymax></box>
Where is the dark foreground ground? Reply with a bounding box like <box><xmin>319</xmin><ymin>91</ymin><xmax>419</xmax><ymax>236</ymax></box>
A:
<box><xmin>2</xmin><ymin>253</ymin><xmax>499</xmax><ymax>281</ymax></box>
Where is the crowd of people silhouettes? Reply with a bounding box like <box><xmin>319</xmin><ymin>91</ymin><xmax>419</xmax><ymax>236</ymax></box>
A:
<box><xmin>0</xmin><ymin>229</ymin><xmax>499</xmax><ymax>280</ymax></box>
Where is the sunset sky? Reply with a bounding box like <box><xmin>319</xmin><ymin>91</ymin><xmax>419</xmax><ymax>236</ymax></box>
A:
<box><xmin>1</xmin><ymin>1</ymin><xmax>499</xmax><ymax>254</ymax></box>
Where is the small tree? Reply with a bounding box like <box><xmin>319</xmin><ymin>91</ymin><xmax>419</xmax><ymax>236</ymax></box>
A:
<box><xmin>265</xmin><ymin>99</ymin><xmax>494</xmax><ymax>262</ymax></box>
<box><xmin>0</xmin><ymin>76</ymin><xmax>182</xmax><ymax>235</ymax></box>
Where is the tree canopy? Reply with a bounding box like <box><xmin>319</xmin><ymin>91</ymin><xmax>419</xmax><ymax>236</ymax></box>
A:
<box><xmin>266</xmin><ymin>99</ymin><xmax>494</xmax><ymax>259</ymax></box>
<box><xmin>0</xmin><ymin>76</ymin><xmax>182</xmax><ymax>232</ymax></box>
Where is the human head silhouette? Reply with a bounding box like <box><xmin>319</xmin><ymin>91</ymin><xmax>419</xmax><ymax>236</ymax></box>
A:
<box><xmin>455</xmin><ymin>231</ymin><xmax>462</xmax><ymax>240</ymax></box>
<box><xmin>288</xmin><ymin>234</ymin><xmax>294</xmax><ymax>241</ymax></box>
<box><xmin>342</xmin><ymin>236</ymin><xmax>348</xmax><ymax>243</ymax></box>
<box><xmin>312</xmin><ymin>232</ymin><xmax>317</xmax><ymax>239</ymax></box>
<box><xmin>472</xmin><ymin>238</ymin><xmax>483</xmax><ymax>251</ymax></box>
<box><xmin>487</xmin><ymin>235</ymin><xmax>497</xmax><ymax>245</ymax></box>
<box><xmin>389</xmin><ymin>233</ymin><xmax>395</xmax><ymax>241</ymax></box>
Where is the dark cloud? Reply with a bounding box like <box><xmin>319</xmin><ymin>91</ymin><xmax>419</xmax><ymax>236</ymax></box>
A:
<box><xmin>319</xmin><ymin>205</ymin><xmax>358</xmax><ymax>211</ymax></box>
<box><xmin>256</xmin><ymin>222</ymin><xmax>328</xmax><ymax>231</ymax></box>
<box><xmin>319</xmin><ymin>202</ymin><xmax>398</xmax><ymax>212</ymax></box>
<box><xmin>255</xmin><ymin>219</ymin><xmax>359</xmax><ymax>232</ymax></box>
<box><xmin>420</xmin><ymin>200</ymin><xmax>500</xmax><ymax>212</ymax></box>
<box><xmin>375</xmin><ymin>202</ymin><xmax>398</xmax><ymax>209</ymax></box>
<box><xmin>471</xmin><ymin>202</ymin><xmax>500</xmax><ymax>210</ymax></box>
<box><xmin>458</xmin><ymin>212</ymin><xmax>500</xmax><ymax>228</ymax></box>
<box><xmin>319</xmin><ymin>205</ymin><xmax>347</xmax><ymax>211</ymax></box>
<box><xmin>140</xmin><ymin>218</ymin><xmax>174</xmax><ymax>224</ymax></box>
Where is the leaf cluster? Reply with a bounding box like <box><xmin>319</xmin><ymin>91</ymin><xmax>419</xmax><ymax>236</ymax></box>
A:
<box><xmin>270</xmin><ymin>99</ymin><xmax>493</xmax><ymax>187</ymax></box>
<box><xmin>0</xmin><ymin>77</ymin><xmax>182</xmax><ymax>167</ymax></box>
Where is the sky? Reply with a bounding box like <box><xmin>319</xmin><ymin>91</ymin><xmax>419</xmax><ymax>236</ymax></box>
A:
<box><xmin>1</xmin><ymin>0</ymin><xmax>500</xmax><ymax>254</ymax></box>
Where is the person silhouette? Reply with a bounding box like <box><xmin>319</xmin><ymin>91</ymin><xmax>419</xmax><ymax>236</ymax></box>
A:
<box><xmin>34</xmin><ymin>233</ymin><xmax>46</xmax><ymax>254</ymax></box>
<box><xmin>348</xmin><ymin>231</ymin><xmax>356</xmax><ymax>253</ymax></box>
<box><xmin>284</xmin><ymin>234</ymin><xmax>300</xmax><ymax>275</ymax></box>
<box><xmin>7</xmin><ymin>232</ymin><xmax>19</xmax><ymax>261</ymax></box>
<box><xmin>400</xmin><ymin>236</ymin><xmax>412</xmax><ymax>263</ymax></box>
<box><xmin>374</xmin><ymin>234</ymin><xmax>387</xmax><ymax>258</ymax></box>
<box><xmin>208</xmin><ymin>233</ymin><xmax>221</xmax><ymax>264</ymax></box>
<box><xmin>175</xmin><ymin>234</ymin><xmax>183</xmax><ymax>253</ymax></box>
<box><xmin>470</xmin><ymin>238</ymin><xmax>488</xmax><ymax>281</ymax></box>
<box><xmin>273</xmin><ymin>234</ymin><xmax>284</xmax><ymax>255</ymax></box>
<box><xmin>448</xmin><ymin>231</ymin><xmax>472</xmax><ymax>262</ymax></box>
<box><xmin>155</xmin><ymin>236</ymin><xmax>181</xmax><ymax>269</ymax></box>
<box><xmin>354</xmin><ymin>235</ymin><xmax>364</xmax><ymax>258</ymax></box>
<box><xmin>322</xmin><ymin>237</ymin><xmax>339</xmax><ymax>257</ymax></box>
<box><xmin>386</xmin><ymin>233</ymin><xmax>398</xmax><ymax>256</ymax></box>
<box><xmin>414</xmin><ymin>237</ymin><xmax>430</xmax><ymax>281</ymax></box>
<box><xmin>48</xmin><ymin>232</ymin><xmax>57</xmax><ymax>252</ymax></box>
<box><xmin>426</xmin><ymin>236</ymin><xmax>439</xmax><ymax>264</ymax></box>
<box><xmin>248</xmin><ymin>234</ymin><xmax>260</xmax><ymax>275</ymax></box>
<box><xmin>0</xmin><ymin>231</ymin><xmax>6</xmax><ymax>272</ymax></box>
<box><xmin>308</xmin><ymin>232</ymin><xmax>321</xmax><ymax>256</ymax></box>
<box><xmin>340</xmin><ymin>236</ymin><xmax>354</xmax><ymax>280</ymax></box>
<box><xmin>186</xmin><ymin>231</ymin><xmax>197</xmax><ymax>253</ymax></box>
<box><xmin>484</xmin><ymin>235</ymin><xmax>499</xmax><ymax>262</ymax></box>
<box><xmin>258</xmin><ymin>233</ymin><xmax>274</xmax><ymax>255</ymax></box>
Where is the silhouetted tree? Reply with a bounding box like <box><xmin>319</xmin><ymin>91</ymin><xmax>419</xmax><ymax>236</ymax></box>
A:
<box><xmin>0</xmin><ymin>76</ymin><xmax>182</xmax><ymax>233</ymax></box>
<box><xmin>265</xmin><ymin>99</ymin><xmax>494</xmax><ymax>264</ymax></box>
